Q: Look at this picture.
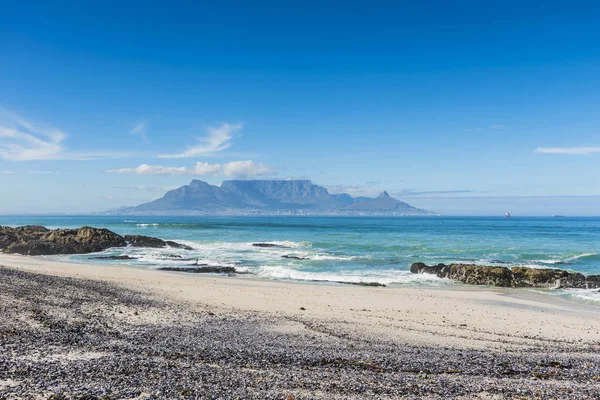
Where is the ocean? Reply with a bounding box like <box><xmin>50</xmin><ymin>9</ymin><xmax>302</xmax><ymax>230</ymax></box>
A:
<box><xmin>2</xmin><ymin>215</ymin><xmax>599</xmax><ymax>303</ymax></box>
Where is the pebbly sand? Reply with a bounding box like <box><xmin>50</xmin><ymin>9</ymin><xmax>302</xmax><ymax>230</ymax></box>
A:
<box><xmin>1</xmin><ymin>253</ymin><xmax>600</xmax><ymax>399</ymax></box>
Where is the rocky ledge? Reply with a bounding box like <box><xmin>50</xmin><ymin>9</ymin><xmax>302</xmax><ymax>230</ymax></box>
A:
<box><xmin>0</xmin><ymin>226</ymin><xmax>193</xmax><ymax>256</ymax></box>
<box><xmin>0</xmin><ymin>225</ymin><xmax>126</xmax><ymax>256</ymax></box>
<box><xmin>411</xmin><ymin>262</ymin><xmax>600</xmax><ymax>289</ymax></box>
<box><xmin>123</xmin><ymin>235</ymin><xmax>193</xmax><ymax>250</ymax></box>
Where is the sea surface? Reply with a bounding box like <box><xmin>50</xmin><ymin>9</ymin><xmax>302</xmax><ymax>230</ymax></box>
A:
<box><xmin>1</xmin><ymin>215</ymin><xmax>599</xmax><ymax>303</ymax></box>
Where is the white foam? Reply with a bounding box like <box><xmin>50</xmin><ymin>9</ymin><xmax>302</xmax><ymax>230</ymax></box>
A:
<box><xmin>254</xmin><ymin>265</ymin><xmax>451</xmax><ymax>286</ymax></box>
<box><xmin>311</xmin><ymin>254</ymin><xmax>358</xmax><ymax>261</ymax></box>
<box><xmin>532</xmin><ymin>288</ymin><xmax>600</xmax><ymax>304</ymax></box>
<box><xmin>567</xmin><ymin>289</ymin><xmax>600</xmax><ymax>303</ymax></box>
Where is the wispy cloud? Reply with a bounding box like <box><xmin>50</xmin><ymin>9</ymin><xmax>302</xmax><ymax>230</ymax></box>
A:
<box><xmin>490</xmin><ymin>124</ymin><xmax>505</xmax><ymax>130</ymax></box>
<box><xmin>0</xmin><ymin>107</ymin><xmax>131</xmax><ymax>161</ymax></box>
<box><xmin>110</xmin><ymin>185</ymin><xmax>179</xmax><ymax>193</ymax></box>
<box><xmin>536</xmin><ymin>147</ymin><xmax>600</xmax><ymax>155</ymax></box>
<box><xmin>1</xmin><ymin>170</ymin><xmax>14</xmax><ymax>174</ymax></box>
<box><xmin>158</xmin><ymin>123</ymin><xmax>242</xmax><ymax>159</ymax></box>
<box><xmin>129</xmin><ymin>119</ymin><xmax>148</xmax><ymax>139</ymax></box>
<box><xmin>0</xmin><ymin>107</ymin><xmax>67</xmax><ymax>161</ymax></box>
<box><xmin>107</xmin><ymin>160</ymin><xmax>273</xmax><ymax>178</ymax></box>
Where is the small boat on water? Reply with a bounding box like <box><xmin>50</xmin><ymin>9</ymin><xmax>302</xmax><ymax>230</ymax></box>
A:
<box><xmin>554</xmin><ymin>215</ymin><xmax>565</xmax><ymax>218</ymax></box>
<box><xmin>505</xmin><ymin>212</ymin><xmax>511</xmax><ymax>218</ymax></box>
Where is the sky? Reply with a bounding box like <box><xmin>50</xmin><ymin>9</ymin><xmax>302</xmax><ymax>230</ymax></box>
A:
<box><xmin>1</xmin><ymin>1</ymin><xmax>599</xmax><ymax>215</ymax></box>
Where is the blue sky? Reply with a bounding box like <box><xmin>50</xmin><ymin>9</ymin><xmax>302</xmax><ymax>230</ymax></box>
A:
<box><xmin>1</xmin><ymin>1</ymin><xmax>599</xmax><ymax>215</ymax></box>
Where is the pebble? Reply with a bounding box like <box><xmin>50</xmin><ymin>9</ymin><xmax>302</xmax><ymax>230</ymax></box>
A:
<box><xmin>1</xmin><ymin>266</ymin><xmax>600</xmax><ymax>399</ymax></box>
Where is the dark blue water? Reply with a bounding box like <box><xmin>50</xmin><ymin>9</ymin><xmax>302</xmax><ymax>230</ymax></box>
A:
<box><xmin>1</xmin><ymin>215</ymin><xmax>599</xmax><ymax>302</ymax></box>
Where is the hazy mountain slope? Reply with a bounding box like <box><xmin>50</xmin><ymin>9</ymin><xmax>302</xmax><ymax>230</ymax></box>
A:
<box><xmin>120</xmin><ymin>180</ymin><xmax>434</xmax><ymax>215</ymax></box>
<box><xmin>346</xmin><ymin>191</ymin><xmax>424</xmax><ymax>212</ymax></box>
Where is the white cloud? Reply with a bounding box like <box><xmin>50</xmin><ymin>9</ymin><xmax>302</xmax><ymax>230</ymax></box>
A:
<box><xmin>158</xmin><ymin>123</ymin><xmax>242</xmax><ymax>158</ymax></box>
<box><xmin>1</xmin><ymin>170</ymin><xmax>14</xmax><ymax>174</ymax></box>
<box><xmin>535</xmin><ymin>147</ymin><xmax>600</xmax><ymax>155</ymax></box>
<box><xmin>130</xmin><ymin>119</ymin><xmax>148</xmax><ymax>139</ymax></box>
<box><xmin>0</xmin><ymin>107</ymin><xmax>130</xmax><ymax>161</ymax></box>
<box><xmin>111</xmin><ymin>185</ymin><xmax>180</xmax><ymax>193</ymax></box>
<box><xmin>0</xmin><ymin>107</ymin><xmax>67</xmax><ymax>161</ymax></box>
<box><xmin>107</xmin><ymin>160</ymin><xmax>273</xmax><ymax>178</ymax></box>
<box><xmin>221</xmin><ymin>160</ymin><xmax>272</xmax><ymax>177</ymax></box>
<box><xmin>326</xmin><ymin>184</ymin><xmax>380</xmax><ymax>198</ymax></box>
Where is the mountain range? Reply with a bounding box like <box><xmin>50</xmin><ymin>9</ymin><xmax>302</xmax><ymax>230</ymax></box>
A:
<box><xmin>115</xmin><ymin>180</ymin><xmax>435</xmax><ymax>215</ymax></box>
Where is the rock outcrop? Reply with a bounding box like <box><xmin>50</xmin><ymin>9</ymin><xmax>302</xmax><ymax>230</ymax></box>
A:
<box><xmin>1</xmin><ymin>226</ymin><xmax>193</xmax><ymax>256</ymax></box>
<box><xmin>0</xmin><ymin>226</ymin><xmax>126</xmax><ymax>256</ymax></box>
<box><xmin>123</xmin><ymin>235</ymin><xmax>193</xmax><ymax>250</ymax></box>
<box><xmin>410</xmin><ymin>262</ymin><xmax>600</xmax><ymax>289</ymax></box>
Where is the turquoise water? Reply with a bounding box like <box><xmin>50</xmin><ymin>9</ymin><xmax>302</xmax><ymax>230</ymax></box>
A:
<box><xmin>1</xmin><ymin>216</ymin><xmax>599</xmax><ymax>302</ymax></box>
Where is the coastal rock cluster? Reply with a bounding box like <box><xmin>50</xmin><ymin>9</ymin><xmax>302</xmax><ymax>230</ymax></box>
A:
<box><xmin>0</xmin><ymin>225</ymin><xmax>126</xmax><ymax>256</ymax></box>
<box><xmin>0</xmin><ymin>226</ymin><xmax>191</xmax><ymax>256</ymax></box>
<box><xmin>411</xmin><ymin>262</ymin><xmax>600</xmax><ymax>289</ymax></box>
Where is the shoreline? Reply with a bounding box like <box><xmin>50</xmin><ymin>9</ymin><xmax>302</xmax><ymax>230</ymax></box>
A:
<box><xmin>3</xmin><ymin>254</ymin><xmax>600</xmax><ymax>398</ymax></box>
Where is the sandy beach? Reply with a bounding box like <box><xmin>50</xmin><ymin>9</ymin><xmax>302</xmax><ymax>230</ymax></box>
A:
<box><xmin>2</xmin><ymin>253</ymin><xmax>600</xmax><ymax>399</ymax></box>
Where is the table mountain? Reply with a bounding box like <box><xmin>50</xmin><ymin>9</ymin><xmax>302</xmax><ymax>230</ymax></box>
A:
<box><xmin>116</xmin><ymin>180</ymin><xmax>435</xmax><ymax>215</ymax></box>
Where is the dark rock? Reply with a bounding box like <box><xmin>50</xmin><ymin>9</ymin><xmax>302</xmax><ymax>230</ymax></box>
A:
<box><xmin>125</xmin><ymin>234</ymin><xmax>167</xmax><ymax>248</ymax></box>
<box><xmin>1</xmin><ymin>226</ymin><xmax>126</xmax><ymax>256</ymax></box>
<box><xmin>165</xmin><ymin>240</ymin><xmax>194</xmax><ymax>250</ymax></box>
<box><xmin>282</xmin><ymin>255</ymin><xmax>310</xmax><ymax>260</ymax></box>
<box><xmin>253</xmin><ymin>243</ymin><xmax>289</xmax><ymax>248</ymax></box>
<box><xmin>411</xmin><ymin>262</ymin><xmax>600</xmax><ymax>289</ymax></box>
<box><xmin>410</xmin><ymin>262</ymin><xmax>446</xmax><ymax>275</ymax></box>
<box><xmin>437</xmin><ymin>264</ymin><xmax>514</xmax><ymax>287</ymax></box>
<box><xmin>158</xmin><ymin>266</ymin><xmax>237</xmax><ymax>274</ymax></box>
<box><xmin>511</xmin><ymin>267</ymin><xmax>586</xmax><ymax>288</ymax></box>
<box><xmin>163</xmin><ymin>254</ymin><xmax>183</xmax><ymax>258</ymax></box>
<box><xmin>90</xmin><ymin>255</ymin><xmax>136</xmax><ymax>260</ymax></box>
<box><xmin>6</xmin><ymin>241</ymin><xmax>74</xmax><ymax>256</ymax></box>
<box><xmin>338</xmin><ymin>282</ymin><xmax>386</xmax><ymax>287</ymax></box>
<box><xmin>308</xmin><ymin>279</ymin><xmax>386</xmax><ymax>287</ymax></box>
<box><xmin>335</xmin><ymin>281</ymin><xmax>386</xmax><ymax>287</ymax></box>
<box><xmin>124</xmin><ymin>235</ymin><xmax>192</xmax><ymax>250</ymax></box>
<box><xmin>585</xmin><ymin>275</ymin><xmax>600</xmax><ymax>289</ymax></box>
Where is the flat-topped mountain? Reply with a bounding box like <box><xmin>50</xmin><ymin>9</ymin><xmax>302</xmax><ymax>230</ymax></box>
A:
<box><xmin>117</xmin><ymin>180</ymin><xmax>435</xmax><ymax>216</ymax></box>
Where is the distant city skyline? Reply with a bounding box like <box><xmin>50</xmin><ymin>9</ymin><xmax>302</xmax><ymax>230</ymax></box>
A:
<box><xmin>1</xmin><ymin>1</ymin><xmax>600</xmax><ymax>215</ymax></box>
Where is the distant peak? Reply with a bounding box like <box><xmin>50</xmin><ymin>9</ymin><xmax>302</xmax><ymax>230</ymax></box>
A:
<box><xmin>378</xmin><ymin>191</ymin><xmax>390</xmax><ymax>198</ymax></box>
<box><xmin>189</xmin><ymin>179</ymin><xmax>209</xmax><ymax>186</ymax></box>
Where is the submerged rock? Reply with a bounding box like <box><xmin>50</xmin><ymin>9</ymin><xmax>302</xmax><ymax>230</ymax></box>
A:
<box><xmin>282</xmin><ymin>255</ymin><xmax>310</xmax><ymax>260</ymax></box>
<box><xmin>158</xmin><ymin>266</ymin><xmax>237</xmax><ymax>274</ymax></box>
<box><xmin>165</xmin><ymin>240</ymin><xmax>194</xmax><ymax>250</ymax></box>
<box><xmin>337</xmin><ymin>281</ymin><xmax>386</xmax><ymax>287</ymax></box>
<box><xmin>0</xmin><ymin>226</ymin><xmax>126</xmax><ymax>256</ymax></box>
<box><xmin>124</xmin><ymin>235</ymin><xmax>193</xmax><ymax>250</ymax></box>
<box><xmin>253</xmin><ymin>243</ymin><xmax>289</xmax><ymax>248</ymax></box>
<box><xmin>411</xmin><ymin>262</ymin><xmax>600</xmax><ymax>289</ymax></box>
<box><xmin>90</xmin><ymin>255</ymin><xmax>136</xmax><ymax>260</ymax></box>
<box><xmin>308</xmin><ymin>279</ymin><xmax>386</xmax><ymax>287</ymax></box>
